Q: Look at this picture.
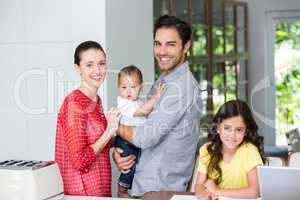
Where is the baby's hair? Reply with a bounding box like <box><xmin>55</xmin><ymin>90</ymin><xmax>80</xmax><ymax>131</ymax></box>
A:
<box><xmin>118</xmin><ymin>65</ymin><xmax>143</xmax><ymax>86</ymax></box>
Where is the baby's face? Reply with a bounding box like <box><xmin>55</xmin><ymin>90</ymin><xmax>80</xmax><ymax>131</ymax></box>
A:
<box><xmin>119</xmin><ymin>74</ymin><xmax>142</xmax><ymax>100</ymax></box>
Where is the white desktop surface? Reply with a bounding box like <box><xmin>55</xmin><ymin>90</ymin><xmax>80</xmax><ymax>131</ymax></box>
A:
<box><xmin>170</xmin><ymin>195</ymin><xmax>261</xmax><ymax>200</ymax></box>
<box><xmin>64</xmin><ymin>194</ymin><xmax>260</xmax><ymax>200</ymax></box>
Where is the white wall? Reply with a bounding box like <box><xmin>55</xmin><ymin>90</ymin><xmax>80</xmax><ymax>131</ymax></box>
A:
<box><xmin>239</xmin><ymin>0</ymin><xmax>300</xmax><ymax>145</ymax></box>
<box><xmin>105</xmin><ymin>0</ymin><xmax>154</xmax><ymax>195</ymax></box>
<box><xmin>0</xmin><ymin>0</ymin><xmax>107</xmax><ymax>161</ymax></box>
<box><xmin>106</xmin><ymin>0</ymin><xmax>154</xmax><ymax>106</ymax></box>
<box><xmin>0</xmin><ymin>0</ymin><xmax>153</xmax><ymax>196</ymax></box>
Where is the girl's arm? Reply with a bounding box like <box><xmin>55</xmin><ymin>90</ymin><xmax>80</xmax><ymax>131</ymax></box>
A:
<box><xmin>206</xmin><ymin>166</ymin><xmax>260</xmax><ymax>199</ymax></box>
<box><xmin>195</xmin><ymin>172</ymin><xmax>213</xmax><ymax>200</ymax></box>
<box><xmin>134</xmin><ymin>83</ymin><xmax>166</xmax><ymax>116</ymax></box>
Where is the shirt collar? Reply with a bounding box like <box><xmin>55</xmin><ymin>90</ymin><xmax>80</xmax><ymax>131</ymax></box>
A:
<box><xmin>159</xmin><ymin>61</ymin><xmax>189</xmax><ymax>83</ymax></box>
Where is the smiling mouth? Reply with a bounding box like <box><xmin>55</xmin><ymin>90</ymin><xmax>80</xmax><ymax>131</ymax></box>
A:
<box><xmin>226</xmin><ymin>139</ymin><xmax>237</xmax><ymax>143</ymax></box>
<box><xmin>158</xmin><ymin>56</ymin><xmax>171</xmax><ymax>63</ymax></box>
<box><xmin>91</xmin><ymin>75</ymin><xmax>101</xmax><ymax>80</ymax></box>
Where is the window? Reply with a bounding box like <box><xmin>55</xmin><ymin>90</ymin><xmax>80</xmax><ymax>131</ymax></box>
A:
<box><xmin>154</xmin><ymin>0</ymin><xmax>249</xmax><ymax>122</ymax></box>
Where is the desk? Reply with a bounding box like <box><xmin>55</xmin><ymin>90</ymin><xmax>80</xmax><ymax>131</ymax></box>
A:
<box><xmin>142</xmin><ymin>191</ymin><xmax>261</xmax><ymax>200</ymax></box>
<box><xmin>64</xmin><ymin>192</ymin><xmax>261</xmax><ymax>200</ymax></box>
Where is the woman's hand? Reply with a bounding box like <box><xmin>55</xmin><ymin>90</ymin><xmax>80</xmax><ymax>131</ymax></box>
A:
<box><xmin>106</xmin><ymin>107</ymin><xmax>121</xmax><ymax>136</ymax></box>
<box><xmin>113</xmin><ymin>147</ymin><xmax>135</xmax><ymax>173</ymax></box>
<box><xmin>91</xmin><ymin>108</ymin><xmax>121</xmax><ymax>155</ymax></box>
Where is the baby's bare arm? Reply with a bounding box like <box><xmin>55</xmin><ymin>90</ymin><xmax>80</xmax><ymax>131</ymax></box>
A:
<box><xmin>134</xmin><ymin>83</ymin><xmax>166</xmax><ymax>116</ymax></box>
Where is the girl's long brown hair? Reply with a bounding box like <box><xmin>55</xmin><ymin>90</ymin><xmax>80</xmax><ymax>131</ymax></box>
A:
<box><xmin>206</xmin><ymin>99</ymin><xmax>266</xmax><ymax>184</ymax></box>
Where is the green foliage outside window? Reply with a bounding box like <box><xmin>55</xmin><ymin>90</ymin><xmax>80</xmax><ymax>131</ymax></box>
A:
<box><xmin>275</xmin><ymin>21</ymin><xmax>300</xmax><ymax>128</ymax></box>
<box><xmin>213</xmin><ymin>26</ymin><xmax>224</xmax><ymax>54</ymax></box>
<box><xmin>276</xmin><ymin>22</ymin><xmax>300</xmax><ymax>49</ymax></box>
<box><xmin>193</xmin><ymin>24</ymin><xmax>207</xmax><ymax>56</ymax></box>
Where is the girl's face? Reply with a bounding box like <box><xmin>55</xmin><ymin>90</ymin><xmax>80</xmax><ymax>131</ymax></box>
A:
<box><xmin>119</xmin><ymin>74</ymin><xmax>142</xmax><ymax>100</ymax></box>
<box><xmin>75</xmin><ymin>48</ymin><xmax>106</xmax><ymax>89</ymax></box>
<box><xmin>217</xmin><ymin>115</ymin><xmax>246</xmax><ymax>151</ymax></box>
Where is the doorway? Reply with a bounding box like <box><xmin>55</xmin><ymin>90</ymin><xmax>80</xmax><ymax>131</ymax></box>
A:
<box><xmin>275</xmin><ymin>20</ymin><xmax>300</xmax><ymax>145</ymax></box>
<box><xmin>266</xmin><ymin>10</ymin><xmax>300</xmax><ymax>146</ymax></box>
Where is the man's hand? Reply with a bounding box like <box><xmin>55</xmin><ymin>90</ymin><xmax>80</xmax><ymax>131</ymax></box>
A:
<box><xmin>113</xmin><ymin>147</ymin><xmax>135</xmax><ymax>174</ymax></box>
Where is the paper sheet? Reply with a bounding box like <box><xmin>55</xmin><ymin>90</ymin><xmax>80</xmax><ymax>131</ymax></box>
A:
<box><xmin>170</xmin><ymin>195</ymin><xmax>198</xmax><ymax>200</ymax></box>
<box><xmin>217</xmin><ymin>197</ymin><xmax>261</xmax><ymax>200</ymax></box>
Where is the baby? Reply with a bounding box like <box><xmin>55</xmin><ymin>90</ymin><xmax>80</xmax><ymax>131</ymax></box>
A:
<box><xmin>114</xmin><ymin>65</ymin><xmax>166</xmax><ymax>196</ymax></box>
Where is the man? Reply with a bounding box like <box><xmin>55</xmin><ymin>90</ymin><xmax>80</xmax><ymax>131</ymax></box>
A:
<box><xmin>114</xmin><ymin>15</ymin><xmax>202</xmax><ymax>197</ymax></box>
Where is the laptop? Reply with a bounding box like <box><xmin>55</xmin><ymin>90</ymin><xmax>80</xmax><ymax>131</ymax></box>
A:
<box><xmin>257</xmin><ymin>166</ymin><xmax>300</xmax><ymax>200</ymax></box>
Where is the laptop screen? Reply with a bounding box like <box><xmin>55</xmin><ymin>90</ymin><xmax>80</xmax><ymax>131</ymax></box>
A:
<box><xmin>257</xmin><ymin>166</ymin><xmax>300</xmax><ymax>200</ymax></box>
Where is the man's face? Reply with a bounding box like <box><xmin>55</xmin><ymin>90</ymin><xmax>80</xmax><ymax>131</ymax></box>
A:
<box><xmin>154</xmin><ymin>27</ymin><xmax>190</xmax><ymax>74</ymax></box>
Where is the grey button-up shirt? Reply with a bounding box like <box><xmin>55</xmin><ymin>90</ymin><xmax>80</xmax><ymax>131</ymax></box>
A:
<box><xmin>131</xmin><ymin>61</ymin><xmax>202</xmax><ymax>196</ymax></box>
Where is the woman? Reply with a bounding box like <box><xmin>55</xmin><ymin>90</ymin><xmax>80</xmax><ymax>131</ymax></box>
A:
<box><xmin>55</xmin><ymin>41</ymin><xmax>120</xmax><ymax>197</ymax></box>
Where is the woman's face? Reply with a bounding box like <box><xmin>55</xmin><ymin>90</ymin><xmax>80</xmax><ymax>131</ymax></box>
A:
<box><xmin>217</xmin><ymin>115</ymin><xmax>246</xmax><ymax>151</ymax></box>
<box><xmin>76</xmin><ymin>48</ymin><xmax>106</xmax><ymax>89</ymax></box>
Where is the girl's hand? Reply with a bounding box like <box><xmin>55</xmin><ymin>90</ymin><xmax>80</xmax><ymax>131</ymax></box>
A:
<box><xmin>204</xmin><ymin>179</ymin><xmax>218</xmax><ymax>195</ymax></box>
<box><xmin>196</xmin><ymin>189</ymin><xmax>213</xmax><ymax>200</ymax></box>
<box><xmin>106</xmin><ymin>107</ymin><xmax>121</xmax><ymax>136</ymax></box>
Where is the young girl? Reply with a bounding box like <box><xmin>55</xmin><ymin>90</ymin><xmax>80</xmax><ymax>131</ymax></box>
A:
<box><xmin>195</xmin><ymin>99</ymin><xmax>266</xmax><ymax>200</ymax></box>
